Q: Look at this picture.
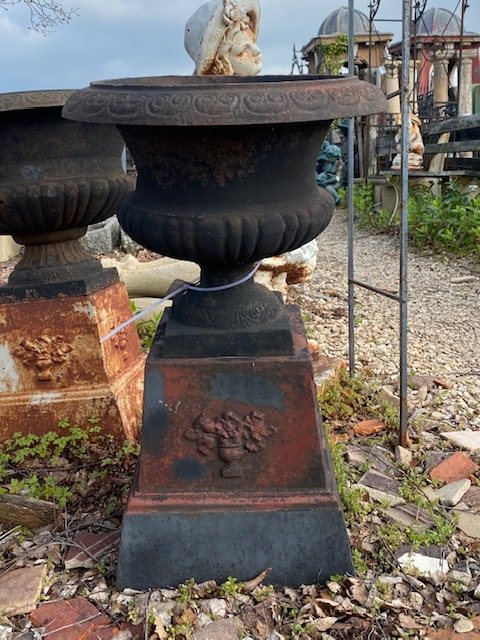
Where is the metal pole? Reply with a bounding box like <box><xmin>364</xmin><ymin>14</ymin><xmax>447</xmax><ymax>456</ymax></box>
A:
<box><xmin>399</xmin><ymin>0</ymin><xmax>411</xmax><ymax>447</ymax></box>
<box><xmin>457</xmin><ymin>0</ymin><xmax>468</xmax><ymax>115</ymax></box>
<box><xmin>347</xmin><ymin>0</ymin><xmax>356</xmax><ymax>376</ymax></box>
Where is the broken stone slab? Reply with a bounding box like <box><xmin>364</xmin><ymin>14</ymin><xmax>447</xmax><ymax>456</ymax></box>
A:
<box><xmin>30</xmin><ymin>596</ymin><xmax>113</xmax><ymax>640</ymax></box>
<box><xmin>454</xmin><ymin>617</ymin><xmax>475</xmax><ymax>633</ymax></box>
<box><xmin>346</xmin><ymin>445</ymin><xmax>368</xmax><ymax>468</ymax></box>
<box><xmin>0</xmin><ymin>564</ymin><xmax>47</xmax><ymax>615</ymax></box>
<box><xmin>397</xmin><ymin>551</ymin><xmax>448</xmax><ymax>580</ymax></box>
<box><xmin>447</xmin><ymin>561</ymin><xmax>472</xmax><ymax>587</ymax></box>
<box><xmin>385</xmin><ymin>503</ymin><xmax>435</xmax><ymax>531</ymax></box>
<box><xmin>436</xmin><ymin>479</ymin><xmax>472</xmax><ymax>507</ymax></box>
<box><xmin>429</xmin><ymin>452</ymin><xmax>479</xmax><ymax>485</ymax></box>
<box><xmin>191</xmin><ymin>618</ymin><xmax>244</xmax><ymax>640</ymax></box>
<box><xmin>379</xmin><ymin>386</ymin><xmax>401</xmax><ymax>409</ymax></box>
<box><xmin>346</xmin><ymin>445</ymin><xmax>394</xmax><ymax>473</ymax></box>
<box><xmin>421</xmin><ymin>485</ymin><xmax>439</xmax><ymax>503</ymax></box>
<box><xmin>395</xmin><ymin>445</ymin><xmax>413</xmax><ymax>468</ymax></box>
<box><xmin>0</xmin><ymin>494</ymin><xmax>56</xmax><ymax>530</ymax></box>
<box><xmin>202</xmin><ymin>598</ymin><xmax>227</xmax><ymax>618</ymax></box>
<box><xmin>358</xmin><ymin>470</ymin><xmax>402</xmax><ymax>495</ymax></box>
<box><xmin>441</xmin><ymin>430</ymin><xmax>480</xmax><ymax>452</ymax></box>
<box><xmin>354</xmin><ymin>470</ymin><xmax>405</xmax><ymax>507</ymax></box>
<box><xmin>81</xmin><ymin>217</ymin><xmax>121</xmax><ymax>254</ymax></box>
<box><xmin>408</xmin><ymin>374</ymin><xmax>435</xmax><ymax>391</ymax></box>
<box><xmin>462</xmin><ymin>486</ymin><xmax>480</xmax><ymax>511</ymax></box>
<box><xmin>65</xmin><ymin>530</ymin><xmax>120</xmax><ymax>569</ymax></box>
<box><xmin>455</xmin><ymin>512</ymin><xmax>480</xmax><ymax>539</ymax></box>
<box><xmin>102</xmin><ymin>254</ymin><xmax>200</xmax><ymax>298</ymax></box>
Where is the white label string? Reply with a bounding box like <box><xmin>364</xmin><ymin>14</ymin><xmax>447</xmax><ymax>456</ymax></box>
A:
<box><xmin>100</xmin><ymin>262</ymin><xmax>261</xmax><ymax>344</ymax></box>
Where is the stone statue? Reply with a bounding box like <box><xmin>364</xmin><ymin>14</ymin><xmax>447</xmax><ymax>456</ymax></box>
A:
<box><xmin>185</xmin><ymin>0</ymin><xmax>262</xmax><ymax>76</ymax></box>
<box><xmin>391</xmin><ymin>112</ymin><xmax>425</xmax><ymax>170</ymax></box>
<box><xmin>316</xmin><ymin>141</ymin><xmax>342</xmax><ymax>205</ymax></box>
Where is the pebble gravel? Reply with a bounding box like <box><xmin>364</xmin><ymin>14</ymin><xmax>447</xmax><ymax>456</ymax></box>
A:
<box><xmin>289</xmin><ymin>211</ymin><xmax>480</xmax><ymax>430</ymax></box>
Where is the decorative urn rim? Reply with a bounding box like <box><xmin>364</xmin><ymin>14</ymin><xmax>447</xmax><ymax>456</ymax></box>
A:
<box><xmin>0</xmin><ymin>89</ymin><xmax>76</xmax><ymax>113</ymax></box>
<box><xmin>62</xmin><ymin>74</ymin><xmax>387</xmax><ymax>127</ymax></box>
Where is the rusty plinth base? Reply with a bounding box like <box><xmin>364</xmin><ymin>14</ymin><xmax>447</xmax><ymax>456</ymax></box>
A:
<box><xmin>0</xmin><ymin>281</ymin><xmax>145</xmax><ymax>442</ymax></box>
<box><xmin>117</xmin><ymin>306</ymin><xmax>353</xmax><ymax>589</ymax></box>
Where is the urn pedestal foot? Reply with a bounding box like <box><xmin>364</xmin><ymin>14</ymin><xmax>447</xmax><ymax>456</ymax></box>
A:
<box><xmin>116</xmin><ymin>306</ymin><xmax>353</xmax><ymax>588</ymax></box>
<box><xmin>1</xmin><ymin>228</ymin><xmax>119</xmax><ymax>302</ymax></box>
<box><xmin>0</xmin><ymin>282</ymin><xmax>145</xmax><ymax>442</ymax></box>
<box><xmin>163</xmin><ymin>290</ymin><xmax>294</xmax><ymax>358</ymax></box>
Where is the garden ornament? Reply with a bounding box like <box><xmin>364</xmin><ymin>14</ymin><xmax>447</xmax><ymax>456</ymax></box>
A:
<box><xmin>185</xmin><ymin>0</ymin><xmax>262</xmax><ymax>75</ymax></box>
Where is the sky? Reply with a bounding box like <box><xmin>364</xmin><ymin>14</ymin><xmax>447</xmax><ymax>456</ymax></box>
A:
<box><xmin>1</xmin><ymin>0</ymin><xmax>479</xmax><ymax>93</ymax></box>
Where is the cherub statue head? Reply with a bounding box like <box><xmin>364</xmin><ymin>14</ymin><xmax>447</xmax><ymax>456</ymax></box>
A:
<box><xmin>185</xmin><ymin>0</ymin><xmax>262</xmax><ymax>76</ymax></box>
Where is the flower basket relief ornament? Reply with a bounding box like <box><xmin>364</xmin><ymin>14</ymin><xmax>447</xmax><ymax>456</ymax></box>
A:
<box><xmin>184</xmin><ymin>411</ymin><xmax>276</xmax><ymax>477</ymax></box>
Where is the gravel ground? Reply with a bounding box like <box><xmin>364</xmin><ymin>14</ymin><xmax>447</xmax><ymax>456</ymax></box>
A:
<box><xmin>289</xmin><ymin>210</ymin><xmax>480</xmax><ymax>431</ymax></box>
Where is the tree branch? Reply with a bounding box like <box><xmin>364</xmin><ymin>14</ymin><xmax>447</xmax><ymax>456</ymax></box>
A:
<box><xmin>0</xmin><ymin>0</ymin><xmax>77</xmax><ymax>34</ymax></box>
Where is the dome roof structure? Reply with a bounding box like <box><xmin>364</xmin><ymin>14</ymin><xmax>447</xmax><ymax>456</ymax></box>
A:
<box><xmin>318</xmin><ymin>7</ymin><xmax>371</xmax><ymax>36</ymax></box>
<box><xmin>415</xmin><ymin>7</ymin><xmax>462</xmax><ymax>36</ymax></box>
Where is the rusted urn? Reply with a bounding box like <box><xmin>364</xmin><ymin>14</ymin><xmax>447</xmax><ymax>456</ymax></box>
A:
<box><xmin>63</xmin><ymin>76</ymin><xmax>386</xmax><ymax>354</ymax></box>
<box><xmin>0</xmin><ymin>90</ymin><xmax>133</xmax><ymax>291</ymax></box>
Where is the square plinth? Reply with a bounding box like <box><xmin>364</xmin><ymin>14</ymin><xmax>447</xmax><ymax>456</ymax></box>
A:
<box><xmin>0</xmin><ymin>281</ymin><xmax>145</xmax><ymax>442</ymax></box>
<box><xmin>117</xmin><ymin>306</ymin><xmax>353</xmax><ymax>588</ymax></box>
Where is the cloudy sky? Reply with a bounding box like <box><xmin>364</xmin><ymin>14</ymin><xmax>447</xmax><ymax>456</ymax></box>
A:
<box><xmin>1</xmin><ymin>0</ymin><xmax>479</xmax><ymax>93</ymax></box>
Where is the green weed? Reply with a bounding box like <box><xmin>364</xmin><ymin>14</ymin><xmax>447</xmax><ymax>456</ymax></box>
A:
<box><xmin>130</xmin><ymin>300</ymin><xmax>163</xmax><ymax>351</ymax></box>
<box><xmin>352</xmin><ymin>181</ymin><xmax>480</xmax><ymax>257</ymax></box>
<box><xmin>0</xmin><ymin>417</ymin><xmax>139</xmax><ymax>511</ymax></box>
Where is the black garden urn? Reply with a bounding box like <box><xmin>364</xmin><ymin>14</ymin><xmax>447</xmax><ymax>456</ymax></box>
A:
<box><xmin>0</xmin><ymin>90</ymin><xmax>133</xmax><ymax>295</ymax></box>
<box><xmin>64</xmin><ymin>75</ymin><xmax>387</xmax><ymax>587</ymax></box>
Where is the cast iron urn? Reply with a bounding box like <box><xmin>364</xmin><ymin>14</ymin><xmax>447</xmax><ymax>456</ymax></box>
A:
<box><xmin>63</xmin><ymin>75</ymin><xmax>386</xmax><ymax>356</ymax></box>
<box><xmin>0</xmin><ymin>90</ymin><xmax>133</xmax><ymax>297</ymax></box>
<box><xmin>63</xmin><ymin>75</ymin><xmax>387</xmax><ymax>588</ymax></box>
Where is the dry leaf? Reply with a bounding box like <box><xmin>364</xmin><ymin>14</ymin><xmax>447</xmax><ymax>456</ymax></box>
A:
<box><xmin>256</xmin><ymin>619</ymin><xmax>269</xmax><ymax>639</ymax></box>
<box><xmin>348</xmin><ymin>579</ymin><xmax>369</xmax><ymax>607</ymax></box>
<box><xmin>397</xmin><ymin>613</ymin><xmax>425</xmax><ymax>629</ymax></box>
<box><xmin>313</xmin><ymin>616</ymin><xmax>338</xmax><ymax>632</ymax></box>
<box><xmin>353</xmin><ymin>419</ymin><xmax>385</xmax><ymax>437</ymax></box>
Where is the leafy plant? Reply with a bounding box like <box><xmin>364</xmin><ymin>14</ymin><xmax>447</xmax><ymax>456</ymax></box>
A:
<box><xmin>177</xmin><ymin>577</ymin><xmax>198</xmax><ymax>603</ymax></box>
<box><xmin>352</xmin><ymin>181</ymin><xmax>480</xmax><ymax>257</ymax></box>
<box><xmin>319</xmin><ymin>365</ymin><xmax>398</xmax><ymax>432</ymax></box>
<box><xmin>0</xmin><ymin>417</ymin><xmax>139</xmax><ymax>512</ymax></box>
<box><xmin>407</xmin><ymin>182</ymin><xmax>480</xmax><ymax>256</ymax></box>
<box><xmin>130</xmin><ymin>299</ymin><xmax>163</xmax><ymax>351</ymax></box>
<box><xmin>219</xmin><ymin>576</ymin><xmax>243</xmax><ymax>597</ymax></box>
<box><xmin>315</xmin><ymin>34</ymin><xmax>349</xmax><ymax>74</ymax></box>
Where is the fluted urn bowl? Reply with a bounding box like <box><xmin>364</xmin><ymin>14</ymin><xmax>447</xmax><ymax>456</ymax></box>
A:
<box><xmin>63</xmin><ymin>76</ymin><xmax>386</xmax><ymax>356</ymax></box>
<box><xmin>0</xmin><ymin>90</ymin><xmax>133</xmax><ymax>289</ymax></box>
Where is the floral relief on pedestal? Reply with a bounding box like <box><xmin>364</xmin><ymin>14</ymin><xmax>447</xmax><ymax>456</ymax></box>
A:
<box><xmin>184</xmin><ymin>411</ymin><xmax>276</xmax><ymax>478</ymax></box>
<box><xmin>13</xmin><ymin>335</ymin><xmax>74</xmax><ymax>382</ymax></box>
